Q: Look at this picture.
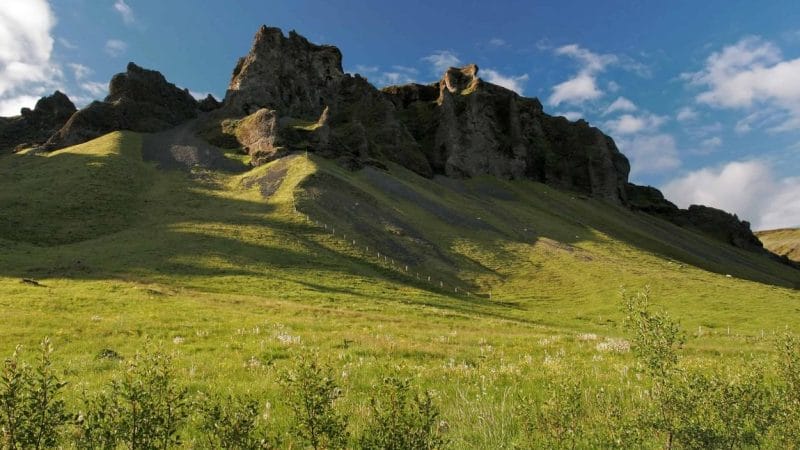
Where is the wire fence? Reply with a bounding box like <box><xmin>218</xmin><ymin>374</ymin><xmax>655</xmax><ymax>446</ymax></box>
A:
<box><xmin>290</xmin><ymin>201</ymin><xmax>489</xmax><ymax>300</ymax></box>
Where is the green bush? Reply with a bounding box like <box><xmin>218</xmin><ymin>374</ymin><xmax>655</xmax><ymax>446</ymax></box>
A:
<box><xmin>280</xmin><ymin>352</ymin><xmax>348</xmax><ymax>449</ymax></box>
<box><xmin>197</xmin><ymin>393</ymin><xmax>276</xmax><ymax>449</ymax></box>
<box><xmin>359</xmin><ymin>376</ymin><xmax>446</xmax><ymax>450</ymax></box>
<box><xmin>75</xmin><ymin>346</ymin><xmax>190</xmax><ymax>449</ymax></box>
<box><xmin>774</xmin><ymin>332</ymin><xmax>800</xmax><ymax>446</ymax></box>
<box><xmin>516</xmin><ymin>377</ymin><xmax>586</xmax><ymax>449</ymax></box>
<box><xmin>0</xmin><ymin>338</ymin><xmax>69</xmax><ymax>449</ymax></box>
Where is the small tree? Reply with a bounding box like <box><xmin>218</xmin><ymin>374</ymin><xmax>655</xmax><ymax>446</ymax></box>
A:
<box><xmin>359</xmin><ymin>376</ymin><xmax>446</xmax><ymax>450</ymax></box>
<box><xmin>280</xmin><ymin>352</ymin><xmax>348</xmax><ymax>450</ymax></box>
<box><xmin>198</xmin><ymin>393</ymin><xmax>276</xmax><ymax>449</ymax></box>
<box><xmin>0</xmin><ymin>338</ymin><xmax>69</xmax><ymax>449</ymax></box>
<box><xmin>76</xmin><ymin>346</ymin><xmax>190</xmax><ymax>449</ymax></box>
<box><xmin>622</xmin><ymin>287</ymin><xmax>684</xmax><ymax>449</ymax></box>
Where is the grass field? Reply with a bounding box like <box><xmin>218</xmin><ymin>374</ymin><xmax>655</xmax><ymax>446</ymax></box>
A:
<box><xmin>1</xmin><ymin>131</ymin><xmax>799</xmax><ymax>447</ymax></box>
<box><xmin>757</xmin><ymin>227</ymin><xmax>800</xmax><ymax>262</ymax></box>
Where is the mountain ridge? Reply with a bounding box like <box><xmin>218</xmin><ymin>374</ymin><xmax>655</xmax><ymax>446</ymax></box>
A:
<box><xmin>0</xmin><ymin>25</ymin><xmax>790</xmax><ymax>266</ymax></box>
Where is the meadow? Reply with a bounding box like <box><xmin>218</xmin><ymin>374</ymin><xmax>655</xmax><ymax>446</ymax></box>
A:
<box><xmin>1</xmin><ymin>132</ymin><xmax>799</xmax><ymax>448</ymax></box>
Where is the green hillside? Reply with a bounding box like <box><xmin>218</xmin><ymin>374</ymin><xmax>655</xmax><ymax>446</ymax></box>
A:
<box><xmin>757</xmin><ymin>228</ymin><xmax>800</xmax><ymax>262</ymax></box>
<box><xmin>1</xmin><ymin>132</ymin><xmax>799</xmax><ymax>447</ymax></box>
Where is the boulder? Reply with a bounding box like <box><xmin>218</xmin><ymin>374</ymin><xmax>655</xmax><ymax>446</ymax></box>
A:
<box><xmin>46</xmin><ymin>62</ymin><xmax>197</xmax><ymax>149</ymax></box>
<box><xmin>0</xmin><ymin>91</ymin><xmax>76</xmax><ymax>153</ymax></box>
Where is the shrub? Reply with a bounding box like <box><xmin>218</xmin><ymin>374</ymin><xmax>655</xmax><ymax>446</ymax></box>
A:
<box><xmin>516</xmin><ymin>377</ymin><xmax>586</xmax><ymax>449</ymax></box>
<box><xmin>663</xmin><ymin>367</ymin><xmax>775</xmax><ymax>449</ymax></box>
<box><xmin>359</xmin><ymin>376</ymin><xmax>446</xmax><ymax>450</ymax></box>
<box><xmin>0</xmin><ymin>338</ymin><xmax>69</xmax><ymax>449</ymax></box>
<box><xmin>75</xmin><ymin>346</ymin><xmax>190</xmax><ymax>449</ymax></box>
<box><xmin>280</xmin><ymin>352</ymin><xmax>348</xmax><ymax>449</ymax></box>
<box><xmin>622</xmin><ymin>287</ymin><xmax>684</xmax><ymax>379</ymax></box>
<box><xmin>197</xmin><ymin>393</ymin><xmax>276</xmax><ymax>449</ymax></box>
<box><xmin>774</xmin><ymin>332</ymin><xmax>800</xmax><ymax>446</ymax></box>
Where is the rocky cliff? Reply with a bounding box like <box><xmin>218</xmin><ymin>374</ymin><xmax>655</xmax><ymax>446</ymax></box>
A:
<box><xmin>626</xmin><ymin>183</ymin><xmax>768</xmax><ymax>254</ymax></box>
<box><xmin>45</xmin><ymin>62</ymin><xmax>198</xmax><ymax>150</ymax></box>
<box><xmin>0</xmin><ymin>91</ymin><xmax>76</xmax><ymax>153</ymax></box>
<box><xmin>213</xmin><ymin>27</ymin><xmax>630</xmax><ymax>203</ymax></box>
<box><xmin>0</xmin><ymin>25</ymin><xmax>775</xmax><ymax>258</ymax></box>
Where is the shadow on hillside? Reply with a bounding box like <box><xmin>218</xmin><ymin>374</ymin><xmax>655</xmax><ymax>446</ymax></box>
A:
<box><xmin>1</xmin><ymin>148</ymin><xmax>797</xmax><ymax>322</ymax></box>
<box><xmin>0</xmin><ymin>150</ymin><xmax>521</xmax><ymax>317</ymax></box>
<box><xmin>295</xmin><ymin>160</ymin><xmax>800</xmax><ymax>291</ymax></box>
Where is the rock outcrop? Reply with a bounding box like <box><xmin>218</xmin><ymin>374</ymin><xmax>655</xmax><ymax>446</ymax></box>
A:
<box><xmin>198</xmin><ymin>94</ymin><xmax>222</xmax><ymax>112</ymax></box>
<box><xmin>385</xmin><ymin>64</ymin><xmax>630</xmax><ymax>201</ymax></box>
<box><xmin>0</xmin><ymin>24</ymin><xmax>771</xmax><ymax>258</ymax></box>
<box><xmin>0</xmin><ymin>91</ymin><xmax>76</xmax><ymax>153</ymax></box>
<box><xmin>625</xmin><ymin>183</ymin><xmax>766</xmax><ymax>253</ymax></box>
<box><xmin>45</xmin><ymin>62</ymin><xmax>197</xmax><ymax>149</ymax></box>
<box><xmin>224</xmin><ymin>26</ymin><xmax>345</xmax><ymax>117</ymax></box>
<box><xmin>215</xmin><ymin>27</ymin><xmax>629</xmax><ymax>201</ymax></box>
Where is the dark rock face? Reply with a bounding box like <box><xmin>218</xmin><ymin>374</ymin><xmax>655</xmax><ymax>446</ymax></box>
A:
<box><xmin>0</xmin><ymin>91</ymin><xmax>76</xmax><ymax>153</ymax></box>
<box><xmin>386</xmin><ymin>64</ymin><xmax>630</xmax><ymax>202</ymax></box>
<box><xmin>46</xmin><ymin>62</ymin><xmax>197</xmax><ymax>149</ymax></box>
<box><xmin>198</xmin><ymin>94</ymin><xmax>222</xmax><ymax>112</ymax></box>
<box><xmin>224</xmin><ymin>26</ymin><xmax>345</xmax><ymax>118</ymax></box>
<box><xmin>626</xmin><ymin>183</ymin><xmax>765</xmax><ymax>253</ymax></box>
<box><xmin>218</xmin><ymin>27</ymin><xmax>426</xmax><ymax>172</ymax></box>
<box><xmin>218</xmin><ymin>28</ymin><xmax>629</xmax><ymax>201</ymax></box>
<box><xmin>677</xmin><ymin>205</ymin><xmax>764</xmax><ymax>252</ymax></box>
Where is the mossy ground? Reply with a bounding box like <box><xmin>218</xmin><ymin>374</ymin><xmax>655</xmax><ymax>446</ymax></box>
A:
<box><xmin>1</xmin><ymin>131</ymin><xmax>799</xmax><ymax>447</ymax></box>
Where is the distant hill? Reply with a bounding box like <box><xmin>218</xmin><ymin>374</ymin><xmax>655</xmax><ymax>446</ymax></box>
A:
<box><xmin>756</xmin><ymin>228</ymin><xmax>800</xmax><ymax>262</ymax></box>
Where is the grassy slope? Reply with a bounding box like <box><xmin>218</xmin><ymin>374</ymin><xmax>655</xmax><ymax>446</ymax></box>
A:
<box><xmin>757</xmin><ymin>228</ymin><xmax>800</xmax><ymax>262</ymax></box>
<box><xmin>1</xmin><ymin>132</ymin><xmax>799</xmax><ymax>446</ymax></box>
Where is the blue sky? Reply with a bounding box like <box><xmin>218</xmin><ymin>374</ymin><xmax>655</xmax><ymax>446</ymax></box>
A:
<box><xmin>2</xmin><ymin>0</ymin><xmax>799</xmax><ymax>229</ymax></box>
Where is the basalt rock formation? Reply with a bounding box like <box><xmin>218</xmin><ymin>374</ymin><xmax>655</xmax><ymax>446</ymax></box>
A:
<box><xmin>45</xmin><ymin>62</ymin><xmax>198</xmax><ymax>149</ymax></box>
<box><xmin>0</xmin><ymin>25</ymin><xmax>774</xmax><ymax>258</ymax></box>
<box><xmin>626</xmin><ymin>183</ymin><xmax>767</xmax><ymax>254</ymax></box>
<box><xmin>216</xmin><ymin>27</ymin><xmax>629</xmax><ymax>202</ymax></box>
<box><xmin>0</xmin><ymin>91</ymin><xmax>76</xmax><ymax>153</ymax></box>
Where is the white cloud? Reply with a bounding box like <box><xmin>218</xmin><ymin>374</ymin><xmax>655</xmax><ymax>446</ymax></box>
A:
<box><xmin>68</xmin><ymin>63</ymin><xmax>91</xmax><ymax>80</ymax></box>
<box><xmin>604</xmin><ymin>113</ymin><xmax>667</xmax><ymax>136</ymax></box>
<box><xmin>549</xmin><ymin>72</ymin><xmax>602</xmax><ymax>106</ymax></box>
<box><xmin>105</xmin><ymin>39</ymin><xmax>128</xmax><ymax>57</ymax></box>
<box><xmin>617</xmin><ymin>133</ymin><xmax>681</xmax><ymax>177</ymax></box>
<box><xmin>488</xmin><ymin>38</ymin><xmax>506</xmax><ymax>47</ymax></box>
<box><xmin>58</xmin><ymin>37</ymin><xmax>77</xmax><ymax>50</ymax></box>
<box><xmin>481</xmin><ymin>68</ymin><xmax>529</xmax><ymax>95</ymax></box>
<box><xmin>80</xmin><ymin>81</ymin><xmax>107</xmax><ymax>97</ymax></box>
<box><xmin>603</xmin><ymin>96</ymin><xmax>637</xmax><ymax>115</ymax></box>
<box><xmin>378</xmin><ymin>72</ymin><xmax>415</xmax><ymax>86</ymax></box>
<box><xmin>662</xmin><ymin>160</ymin><xmax>800</xmax><ymax>230</ymax></box>
<box><xmin>685</xmin><ymin>36</ymin><xmax>800</xmax><ymax>131</ymax></box>
<box><xmin>0</xmin><ymin>95</ymin><xmax>40</xmax><ymax>116</ymax></box>
<box><xmin>422</xmin><ymin>51</ymin><xmax>461</xmax><ymax>74</ymax></box>
<box><xmin>113</xmin><ymin>0</ymin><xmax>135</xmax><ymax>25</ymax></box>
<box><xmin>391</xmin><ymin>65</ymin><xmax>418</xmax><ymax>74</ymax></box>
<box><xmin>355</xmin><ymin>64</ymin><xmax>378</xmax><ymax>74</ymax></box>
<box><xmin>554</xmin><ymin>44</ymin><xmax>618</xmax><ymax>73</ymax></box>
<box><xmin>676</xmin><ymin>107</ymin><xmax>699</xmax><ymax>122</ymax></box>
<box><xmin>0</xmin><ymin>0</ymin><xmax>64</xmax><ymax>116</ymax></box>
<box><xmin>547</xmin><ymin>44</ymin><xmax>618</xmax><ymax>106</ymax></box>
<box><xmin>701</xmin><ymin>136</ymin><xmax>722</xmax><ymax>149</ymax></box>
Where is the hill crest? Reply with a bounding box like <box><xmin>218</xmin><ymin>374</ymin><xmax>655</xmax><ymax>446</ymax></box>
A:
<box><xmin>0</xmin><ymin>25</ymin><xmax>787</xmax><ymax>264</ymax></box>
